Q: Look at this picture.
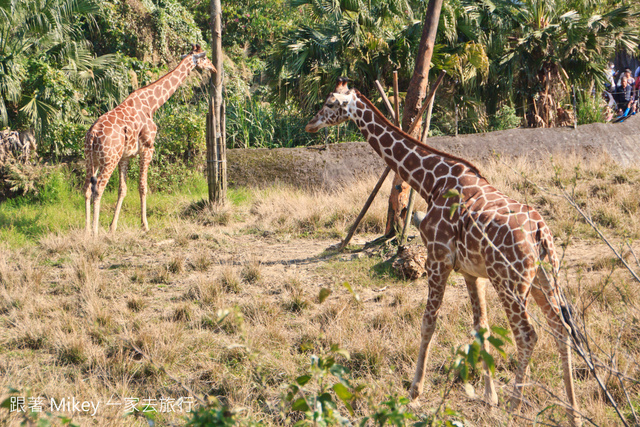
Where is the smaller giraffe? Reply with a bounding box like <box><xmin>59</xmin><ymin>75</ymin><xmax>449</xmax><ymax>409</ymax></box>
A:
<box><xmin>83</xmin><ymin>45</ymin><xmax>215</xmax><ymax>235</ymax></box>
<box><xmin>306</xmin><ymin>79</ymin><xmax>582</xmax><ymax>426</ymax></box>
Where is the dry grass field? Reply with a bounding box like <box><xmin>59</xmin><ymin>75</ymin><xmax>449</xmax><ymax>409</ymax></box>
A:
<box><xmin>1</xmin><ymin>153</ymin><xmax>640</xmax><ymax>426</ymax></box>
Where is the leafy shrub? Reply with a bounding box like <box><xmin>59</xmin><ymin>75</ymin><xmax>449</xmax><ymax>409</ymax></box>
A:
<box><xmin>154</xmin><ymin>105</ymin><xmax>207</xmax><ymax>165</ymax></box>
<box><xmin>96</xmin><ymin>0</ymin><xmax>204</xmax><ymax>64</ymax></box>
<box><xmin>489</xmin><ymin>104</ymin><xmax>522</xmax><ymax>131</ymax></box>
<box><xmin>0</xmin><ymin>163</ymin><xmax>74</xmax><ymax>204</ymax></box>
<box><xmin>40</xmin><ymin>121</ymin><xmax>90</xmax><ymax>159</ymax></box>
<box><xmin>576</xmin><ymin>91</ymin><xmax>605</xmax><ymax>125</ymax></box>
<box><xmin>226</xmin><ymin>95</ymin><xmax>360</xmax><ymax>148</ymax></box>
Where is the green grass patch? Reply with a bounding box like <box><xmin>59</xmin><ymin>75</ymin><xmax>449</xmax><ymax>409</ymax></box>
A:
<box><xmin>0</xmin><ymin>165</ymin><xmax>211</xmax><ymax>248</ymax></box>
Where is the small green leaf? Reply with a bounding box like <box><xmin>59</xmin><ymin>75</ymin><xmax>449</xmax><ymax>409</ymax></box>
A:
<box><xmin>296</xmin><ymin>375</ymin><xmax>312</xmax><ymax>386</ymax></box>
<box><xmin>342</xmin><ymin>282</ymin><xmax>361</xmax><ymax>302</ymax></box>
<box><xmin>444</xmin><ymin>189</ymin><xmax>460</xmax><ymax>199</ymax></box>
<box><xmin>330</xmin><ymin>344</ymin><xmax>351</xmax><ymax>360</ymax></box>
<box><xmin>490</xmin><ymin>326</ymin><xmax>512</xmax><ymax>343</ymax></box>
<box><xmin>318</xmin><ymin>288</ymin><xmax>331</xmax><ymax>303</ymax></box>
<box><xmin>344</xmin><ymin>401</ymin><xmax>355</xmax><ymax>416</ymax></box>
<box><xmin>317</xmin><ymin>392</ymin><xmax>336</xmax><ymax>409</ymax></box>
<box><xmin>487</xmin><ymin>336</ymin><xmax>505</xmax><ymax>352</ymax></box>
<box><xmin>332</xmin><ymin>383</ymin><xmax>354</xmax><ymax>403</ymax></box>
<box><xmin>479</xmin><ymin>350</ymin><xmax>495</xmax><ymax>375</ymax></box>
<box><xmin>449</xmin><ymin>203</ymin><xmax>460</xmax><ymax>219</ymax></box>
<box><xmin>291</xmin><ymin>397</ymin><xmax>310</xmax><ymax>412</ymax></box>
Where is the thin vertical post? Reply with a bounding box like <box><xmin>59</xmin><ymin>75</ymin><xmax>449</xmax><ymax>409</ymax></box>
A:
<box><xmin>207</xmin><ymin>0</ymin><xmax>226</xmax><ymax>204</ymax></box>
<box><xmin>392</xmin><ymin>71</ymin><xmax>400</xmax><ymax>126</ymax></box>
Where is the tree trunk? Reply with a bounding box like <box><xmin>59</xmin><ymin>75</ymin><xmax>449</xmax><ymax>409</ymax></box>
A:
<box><xmin>207</xmin><ymin>0</ymin><xmax>226</xmax><ymax>204</ymax></box>
<box><xmin>385</xmin><ymin>0</ymin><xmax>444</xmax><ymax>235</ymax></box>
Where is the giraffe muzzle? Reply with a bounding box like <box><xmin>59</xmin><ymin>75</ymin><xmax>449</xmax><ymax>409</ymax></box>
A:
<box><xmin>305</xmin><ymin>120</ymin><xmax>323</xmax><ymax>133</ymax></box>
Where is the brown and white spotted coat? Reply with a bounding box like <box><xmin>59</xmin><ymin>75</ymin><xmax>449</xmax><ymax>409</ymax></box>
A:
<box><xmin>306</xmin><ymin>79</ymin><xmax>581</xmax><ymax>426</ymax></box>
<box><xmin>83</xmin><ymin>45</ymin><xmax>215</xmax><ymax>235</ymax></box>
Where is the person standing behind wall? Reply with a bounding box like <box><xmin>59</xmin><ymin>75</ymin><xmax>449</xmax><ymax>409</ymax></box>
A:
<box><xmin>614</xmin><ymin>76</ymin><xmax>636</xmax><ymax>116</ymax></box>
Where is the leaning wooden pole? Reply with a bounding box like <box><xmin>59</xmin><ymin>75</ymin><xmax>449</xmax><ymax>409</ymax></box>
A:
<box><xmin>207</xmin><ymin>0</ymin><xmax>226</xmax><ymax>204</ymax></box>
<box><xmin>385</xmin><ymin>0</ymin><xmax>444</xmax><ymax>235</ymax></box>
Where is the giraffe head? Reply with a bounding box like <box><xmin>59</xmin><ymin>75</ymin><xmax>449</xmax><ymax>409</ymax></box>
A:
<box><xmin>184</xmin><ymin>44</ymin><xmax>217</xmax><ymax>72</ymax></box>
<box><xmin>305</xmin><ymin>78</ymin><xmax>356</xmax><ymax>133</ymax></box>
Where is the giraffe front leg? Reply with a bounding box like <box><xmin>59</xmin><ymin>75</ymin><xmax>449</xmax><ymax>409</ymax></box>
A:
<box><xmin>91</xmin><ymin>162</ymin><xmax>118</xmax><ymax>236</ymax></box>
<box><xmin>463</xmin><ymin>274</ymin><xmax>498</xmax><ymax>406</ymax></box>
<box><xmin>410</xmin><ymin>260</ymin><xmax>451</xmax><ymax>400</ymax></box>
<box><xmin>109</xmin><ymin>158</ymin><xmax>129</xmax><ymax>233</ymax></box>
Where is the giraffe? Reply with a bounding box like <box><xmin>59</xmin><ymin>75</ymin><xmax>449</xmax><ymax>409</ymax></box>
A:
<box><xmin>306</xmin><ymin>78</ymin><xmax>581</xmax><ymax>426</ymax></box>
<box><xmin>83</xmin><ymin>44</ymin><xmax>216</xmax><ymax>235</ymax></box>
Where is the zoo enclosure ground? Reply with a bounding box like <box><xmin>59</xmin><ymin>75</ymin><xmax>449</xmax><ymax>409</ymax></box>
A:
<box><xmin>1</xmin><ymin>153</ymin><xmax>639</xmax><ymax>425</ymax></box>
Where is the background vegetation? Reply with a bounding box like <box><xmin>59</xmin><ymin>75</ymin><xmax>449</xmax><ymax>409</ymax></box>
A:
<box><xmin>2</xmin><ymin>0</ymin><xmax>638</xmax><ymax>169</ymax></box>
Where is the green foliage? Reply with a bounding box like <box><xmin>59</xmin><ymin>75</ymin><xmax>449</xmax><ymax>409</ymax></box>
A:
<box><xmin>267</xmin><ymin>0</ymin><xmax>424</xmax><ymax>112</ymax></box>
<box><xmin>284</xmin><ymin>346</ymin><xmax>364</xmax><ymax>426</ymax></box>
<box><xmin>225</xmin><ymin>80</ymin><xmax>360</xmax><ymax>148</ymax></box>
<box><xmin>489</xmin><ymin>105</ymin><xmax>521</xmax><ymax>131</ymax></box>
<box><xmin>154</xmin><ymin>105</ymin><xmax>207</xmax><ymax>164</ymax></box>
<box><xmin>362</xmin><ymin>395</ymin><xmax>419</xmax><ymax>426</ymax></box>
<box><xmin>186</xmin><ymin>397</ymin><xmax>263</xmax><ymax>426</ymax></box>
<box><xmin>41</xmin><ymin>121</ymin><xmax>90</xmax><ymax>158</ymax></box>
<box><xmin>223</xmin><ymin>0</ymin><xmax>301</xmax><ymax>57</ymax></box>
<box><xmin>0</xmin><ymin>0</ymin><xmax>125</xmax><ymax>135</ymax></box>
<box><xmin>452</xmin><ymin>326</ymin><xmax>511</xmax><ymax>384</ymax></box>
<box><xmin>1</xmin><ymin>163</ymin><xmax>76</xmax><ymax>205</ymax></box>
<box><xmin>576</xmin><ymin>91</ymin><xmax>605</xmax><ymax>125</ymax></box>
<box><xmin>95</xmin><ymin>0</ymin><xmax>204</xmax><ymax>63</ymax></box>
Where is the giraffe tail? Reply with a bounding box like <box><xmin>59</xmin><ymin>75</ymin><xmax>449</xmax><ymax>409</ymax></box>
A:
<box><xmin>540</xmin><ymin>228</ymin><xmax>585</xmax><ymax>350</ymax></box>
<box><xmin>85</xmin><ymin>130</ymin><xmax>99</xmax><ymax>201</ymax></box>
<box><xmin>560</xmin><ymin>300</ymin><xmax>585</xmax><ymax>350</ymax></box>
<box><xmin>90</xmin><ymin>176</ymin><xmax>97</xmax><ymax>199</ymax></box>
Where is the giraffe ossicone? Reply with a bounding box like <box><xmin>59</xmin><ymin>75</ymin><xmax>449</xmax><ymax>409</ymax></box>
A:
<box><xmin>83</xmin><ymin>44</ymin><xmax>216</xmax><ymax>236</ymax></box>
<box><xmin>306</xmin><ymin>80</ymin><xmax>582</xmax><ymax>426</ymax></box>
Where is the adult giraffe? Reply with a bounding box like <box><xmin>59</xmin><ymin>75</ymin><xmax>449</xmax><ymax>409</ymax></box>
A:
<box><xmin>83</xmin><ymin>45</ymin><xmax>215</xmax><ymax>235</ymax></box>
<box><xmin>306</xmin><ymin>78</ymin><xmax>581</xmax><ymax>426</ymax></box>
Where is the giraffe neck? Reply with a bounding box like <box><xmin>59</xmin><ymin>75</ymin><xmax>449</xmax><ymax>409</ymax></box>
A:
<box><xmin>137</xmin><ymin>56</ymin><xmax>196</xmax><ymax>114</ymax></box>
<box><xmin>349</xmin><ymin>91</ymin><xmax>481</xmax><ymax>201</ymax></box>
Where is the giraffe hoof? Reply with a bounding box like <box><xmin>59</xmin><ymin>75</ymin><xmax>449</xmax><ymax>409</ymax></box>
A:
<box><xmin>409</xmin><ymin>384</ymin><xmax>422</xmax><ymax>400</ymax></box>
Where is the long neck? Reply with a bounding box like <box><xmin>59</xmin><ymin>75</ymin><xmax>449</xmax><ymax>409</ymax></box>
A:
<box><xmin>350</xmin><ymin>91</ymin><xmax>480</xmax><ymax>201</ymax></box>
<box><xmin>139</xmin><ymin>57</ymin><xmax>196</xmax><ymax>114</ymax></box>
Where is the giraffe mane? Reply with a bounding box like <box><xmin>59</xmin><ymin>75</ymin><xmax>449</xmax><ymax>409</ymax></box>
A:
<box><xmin>128</xmin><ymin>55</ymin><xmax>193</xmax><ymax>97</ymax></box>
<box><xmin>353</xmin><ymin>90</ymin><xmax>485</xmax><ymax>179</ymax></box>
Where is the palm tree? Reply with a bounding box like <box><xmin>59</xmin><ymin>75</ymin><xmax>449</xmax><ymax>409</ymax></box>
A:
<box><xmin>498</xmin><ymin>0</ymin><xmax>639</xmax><ymax>127</ymax></box>
<box><xmin>268</xmin><ymin>0</ymin><xmax>424</xmax><ymax>111</ymax></box>
<box><xmin>0</xmin><ymin>0</ymin><xmax>125</xmax><ymax>135</ymax></box>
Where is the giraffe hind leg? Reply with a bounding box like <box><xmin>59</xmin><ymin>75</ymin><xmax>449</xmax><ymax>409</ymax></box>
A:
<box><xmin>493</xmin><ymin>282</ymin><xmax>538</xmax><ymax>414</ymax></box>
<box><xmin>109</xmin><ymin>158</ymin><xmax>129</xmax><ymax>233</ymax></box>
<box><xmin>463</xmin><ymin>274</ymin><xmax>498</xmax><ymax>406</ymax></box>
<box><xmin>83</xmin><ymin>155</ymin><xmax>98</xmax><ymax>235</ymax></box>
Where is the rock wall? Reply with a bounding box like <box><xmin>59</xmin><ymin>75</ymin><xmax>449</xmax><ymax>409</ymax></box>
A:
<box><xmin>227</xmin><ymin>116</ymin><xmax>640</xmax><ymax>189</ymax></box>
